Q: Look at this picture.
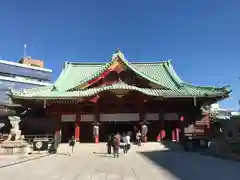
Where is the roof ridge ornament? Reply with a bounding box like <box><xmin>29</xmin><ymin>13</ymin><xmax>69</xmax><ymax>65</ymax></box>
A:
<box><xmin>64</xmin><ymin>61</ymin><xmax>68</xmax><ymax>68</ymax></box>
<box><xmin>112</xmin><ymin>48</ymin><xmax>126</xmax><ymax>62</ymax></box>
<box><xmin>166</xmin><ymin>59</ymin><xmax>172</xmax><ymax>65</ymax></box>
<box><xmin>115</xmin><ymin>47</ymin><xmax>121</xmax><ymax>53</ymax></box>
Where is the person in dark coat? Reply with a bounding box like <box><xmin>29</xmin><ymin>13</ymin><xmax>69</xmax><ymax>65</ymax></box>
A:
<box><xmin>107</xmin><ymin>134</ymin><xmax>112</xmax><ymax>154</ymax></box>
<box><xmin>68</xmin><ymin>136</ymin><xmax>76</xmax><ymax>155</ymax></box>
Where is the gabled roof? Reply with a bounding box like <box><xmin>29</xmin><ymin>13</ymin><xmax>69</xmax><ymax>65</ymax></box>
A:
<box><xmin>9</xmin><ymin>50</ymin><xmax>231</xmax><ymax>100</ymax></box>
<box><xmin>54</xmin><ymin>50</ymin><xmax>182</xmax><ymax>91</ymax></box>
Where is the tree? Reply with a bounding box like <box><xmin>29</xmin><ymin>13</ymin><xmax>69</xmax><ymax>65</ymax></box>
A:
<box><xmin>201</xmin><ymin>105</ymin><xmax>219</xmax><ymax>123</ymax></box>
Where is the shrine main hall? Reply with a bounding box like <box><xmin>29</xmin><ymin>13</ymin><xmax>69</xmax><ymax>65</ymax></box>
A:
<box><xmin>8</xmin><ymin>50</ymin><xmax>230</xmax><ymax>143</ymax></box>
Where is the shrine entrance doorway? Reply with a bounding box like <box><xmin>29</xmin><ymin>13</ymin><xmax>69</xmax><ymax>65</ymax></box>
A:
<box><xmin>102</xmin><ymin>121</ymin><xmax>136</xmax><ymax>140</ymax></box>
<box><xmin>106</xmin><ymin>121</ymin><xmax>134</xmax><ymax>134</ymax></box>
<box><xmin>99</xmin><ymin>113</ymin><xmax>140</xmax><ymax>142</ymax></box>
<box><xmin>61</xmin><ymin>122</ymin><xmax>74</xmax><ymax>143</ymax></box>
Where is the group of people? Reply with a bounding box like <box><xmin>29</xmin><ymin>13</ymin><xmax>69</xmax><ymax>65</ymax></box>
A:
<box><xmin>67</xmin><ymin>130</ymin><xmax>143</xmax><ymax>157</ymax></box>
<box><xmin>107</xmin><ymin>132</ymin><xmax>131</xmax><ymax>158</ymax></box>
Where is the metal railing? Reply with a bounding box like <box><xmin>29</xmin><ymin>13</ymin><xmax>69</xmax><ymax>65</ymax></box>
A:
<box><xmin>23</xmin><ymin>134</ymin><xmax>54</xmax><ymax>144</ymax></box>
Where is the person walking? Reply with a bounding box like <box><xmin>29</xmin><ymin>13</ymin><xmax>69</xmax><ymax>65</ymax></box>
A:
<box><xmin>113</xmin><ymin>132</ymin><xmax>121</xmax><ymax>158</ymax></box>
<box><xmin>136</xmin><ymin>131</ymin><xmax>141</xmax><ymax>146</ymax></box>
<box><xmin>122</xmin><ymin>133</ymin><xmax>127</xmax><ymax>154</ymax></box>
<box><xmin>68</xmin><ymin>136</ymin><xmax>76</xmax><ymax>155</ymax></box>
<box><xmin>107</xmin><ymin>134</ymin><xmax>112</xmax><ymax>154</ymax></box>
<box><xmin>125</xmin><ymin>133</ymin><xmax>131</xmax><ymax>153</ymax></box>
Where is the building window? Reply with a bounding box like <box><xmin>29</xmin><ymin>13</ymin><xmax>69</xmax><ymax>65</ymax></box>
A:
<box><xmin>0</xmin><ymin>72</ymin><xmax>15</xmax><ymax>78</ymax></box>
<box><xmin>30</xmin><ymin>64</ymin><xmax>41</xmax><ymax>67</ymax></box>
<box><xmin>227</xmin><ymin>111</ymin><xmax>232</xmax><ymax>116</ymax></box>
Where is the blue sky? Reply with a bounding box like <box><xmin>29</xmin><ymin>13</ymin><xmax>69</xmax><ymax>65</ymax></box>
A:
<box><xmin>0</xmin><ymin>0</ymin><xmax>239</xmax><ymax>109</ymax></box>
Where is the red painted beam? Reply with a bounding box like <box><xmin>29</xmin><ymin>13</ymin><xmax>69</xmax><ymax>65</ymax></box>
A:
<box><xmin>89</xmin><ymin>95</ymin><xmax>100</xmax><ymax>103</ymax></box>
<box><xmin>87</xmin><ymin>70</ymin><xmax>112</xmax><ymax>86</ymax></box>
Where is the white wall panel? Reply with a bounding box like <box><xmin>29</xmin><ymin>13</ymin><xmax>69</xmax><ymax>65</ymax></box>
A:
<box><xmin>81</xmin><ymin>114</ymin><xmax>95</xmax><ymax>122</ymax></box>
<box><xmin>145</xmin><ymin>113</ymin><xmax>159</xmax><ymax>121</ymax></box>
<box><xmin>100</xmin><ymin>113</ymin><xmax>139</xmax><ymax>122</ymax></box>
<box><xmin>164</xmin><ymin>113</ymin><xmax>178</xmax><ymax>121</ymax></box>
<box><xmin>61</xmin><ymin>114</ymin><xmax>76</xmax><ymax>122</ymax></box>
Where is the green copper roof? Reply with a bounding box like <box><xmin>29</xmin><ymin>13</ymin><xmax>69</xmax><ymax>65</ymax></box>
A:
<box><xmin>10</xmin><ymin>82</ymin><xmax>229</xmax><ymax>100</ymax></box>
<box><xmin>54</xmin><ymin>51</ymin><xmax>182</xmax><ymax>91</ymax></box>
<box><xmin>9</xmin><ymin>50</ymin><xmax>231</xmax><ymax>100</ymax></box>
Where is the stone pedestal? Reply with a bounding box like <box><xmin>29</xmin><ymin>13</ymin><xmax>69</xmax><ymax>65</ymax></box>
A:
<box><xmin>1</xmin><ymin>116</ymin><xmax>29</xmax><ymax>155</ymax></box>
<box><xmin>2</xmin><ymin>140</ymin><xmax>28</xmax><ymax>154</ymax></box>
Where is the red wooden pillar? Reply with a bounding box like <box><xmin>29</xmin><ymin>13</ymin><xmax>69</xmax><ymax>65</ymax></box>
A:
<box><xmin>74</xmin><ymin>115</ymin><xmax>81</xmax><ymax>142</ymax></box>
<box><xmin>94</xmin><ymin>103</ymin><xmax>100</xmax><ymax>143</ymax></box>
<box><xmin>172</xmin><ymin>129</ymin><xmax>176</xmax><ymax>142</ymax></box>
<box><xmin>160</xmin><ymin>118</ymin><xmax>165</xmax><ymax>140</ymax></box>
<box><xmin>160</xmin><ymin>129</ymin><xmax>166</xmax><ymax>140</ymax></box>
<box><xmin>55</xmin><ymin>125</ymin><xmax>61</xmax><ymax>139</ymax></box>
<box><xmin>176</xmin><ymin>128</ymin><xmax>180</xmax><ymax>142</ymax></box>
<box><xmin>206</xmin><ymin>115</ymin><xmax>210</xmax><ymax>129</ymax></box>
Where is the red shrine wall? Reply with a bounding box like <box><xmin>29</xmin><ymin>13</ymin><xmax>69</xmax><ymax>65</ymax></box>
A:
<box><xmin>20</xmin><ymin>98</ymin><xmax>211</xmax><ymax>143</ymax></box>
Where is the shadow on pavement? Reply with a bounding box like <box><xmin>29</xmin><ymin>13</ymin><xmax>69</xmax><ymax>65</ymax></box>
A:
<box><xmin>138</xmin><ymin>149</ymin><xmax>209</xmax><ymax>180</ymax></box>
<box><xmin>98</xmin><ymin>154</ymin><xmax>114</xmax><ymax>158</ymax></box>
<box><xmin>93</xmin><ymin>152</ymin><xmax>107</xmax><ymax>155</ymax></box>
<box><xmin>0</xmin><ymin>154</ymin><xmax>51</xmax><ymax>169</ymax></box>
<box><xmin>161</xmin><ymin>140</ymin><xmax>240</xmax><ymax>163</ymax></box>
<box><xmin>159</xmin><ymin>141</ymin><xmax>184</xmax><ymax>151</ymax></box>
<box><xmin>93</xmin><ymin>151</ymin><xmax>116</xmax><ymax>158</ymax></box>
<box><xmin>138</xmin><ymin>143</ymin><xmax>240</xmax><ymax>180</ymax></box>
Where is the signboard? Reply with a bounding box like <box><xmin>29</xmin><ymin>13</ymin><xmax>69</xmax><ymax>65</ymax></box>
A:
<box><xmin>61</xmin><ymin>114</ymin><xmax>76</xmax><ymax>122</ymax></box>
<box><xmin>100</xmin><ymin>113</ymin><xmax>139</xmax><ymax>122</ymax></box>
<box><xmin>33</xmin><ymin>140</ymin><xmax>49</xmax><ymax>151</ymax></box>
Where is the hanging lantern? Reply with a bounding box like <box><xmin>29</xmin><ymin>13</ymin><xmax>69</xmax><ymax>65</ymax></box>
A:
<box><xmin>180</xmin><ymin>116</ymin><xmax>184</xmax><ymax>122</ymax></box>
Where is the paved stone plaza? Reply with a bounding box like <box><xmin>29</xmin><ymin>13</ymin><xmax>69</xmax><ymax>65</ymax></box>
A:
<box><xmin>0</xmin><ymin>142</ymin><xmax>239</xmax><ymax>180</ymax></box>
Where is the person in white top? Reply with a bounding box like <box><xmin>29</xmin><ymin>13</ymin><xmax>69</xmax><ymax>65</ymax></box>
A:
<box><xmin>125</xmin><ymin>133</ymin><xmax>131</xmax><ymax>153</ymax></box>
<box><xmin>136</xmin><ymin>131</ymin><xmax>141</xmax><ymax>146</ymax></box>
<box><xmin>121</xmin><ymin>133</ymin><xmax>126</xmax><ymax>154</ymax></box>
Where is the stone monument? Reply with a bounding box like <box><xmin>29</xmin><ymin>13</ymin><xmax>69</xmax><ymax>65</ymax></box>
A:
<box><xmin>1</xmin><ymin>116</ymin><xmax>28</xmax><ymax>154</ymax></box>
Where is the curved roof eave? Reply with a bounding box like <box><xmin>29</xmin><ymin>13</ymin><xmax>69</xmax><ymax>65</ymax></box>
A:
<box><xmin>10</xmin><ymin>82</ymin><xmax>229</xmax><ymax>100</ymax></box>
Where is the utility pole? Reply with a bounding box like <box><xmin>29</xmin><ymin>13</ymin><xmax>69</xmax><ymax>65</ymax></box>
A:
<box><xmin>23</xmin><ymin>44</ymin><xmax>27</xmax><ymax>57</ymax></box>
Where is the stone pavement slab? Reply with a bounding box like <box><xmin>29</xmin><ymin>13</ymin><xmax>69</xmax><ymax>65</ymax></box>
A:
<box><xmin>0</xmin><ymin>143</ymin><xmax>239</xmax><ymax>180</ymax></box>
<box><xmin>0</xmin><ymin>153</ymin><xmax>49</xmax><ymax>168</ymax></box>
